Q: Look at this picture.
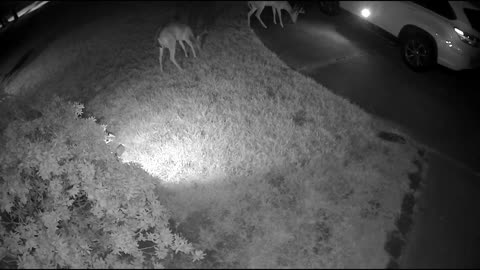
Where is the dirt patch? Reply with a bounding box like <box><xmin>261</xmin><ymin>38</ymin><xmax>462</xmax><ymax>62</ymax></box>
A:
<box><xmin>384</xmin><ymin>154</ymin><xmax>428</xmax><ymax>267</ymax></box>
<box><xmin>385</xmin><ymin>230</ymin><xmax>405</xmax><ymax>259</ymax></box>
<box><xmin>378</xmin><ymin>131</ymin><xmax>407</xmax><ymax>144</ymax></box>
<box><xmin>408</xmin><ymin>159</ymin><xmax>424</xmax><ymax>190</ymax></box>
<box><xmin>292</xmin><ymin>109</ymin><xmax>311</xmax><ymax>126</ymax></box>
<box><xmin>176</xmin><ymin>209</ymin><xmax>213</xmax><ymax>244</ymax></box>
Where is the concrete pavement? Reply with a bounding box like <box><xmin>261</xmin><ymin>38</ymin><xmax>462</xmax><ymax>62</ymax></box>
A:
<box><xmin>400</xmin><ymin>152</ymin><xmax>480</xmax><ymax>268</ymax></box>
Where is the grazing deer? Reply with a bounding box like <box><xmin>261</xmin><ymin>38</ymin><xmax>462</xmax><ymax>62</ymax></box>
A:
<box><xmin>156</xmin><ymin>22</ymin><xmax>207</xmax><ymax>72</ymax></box>
<box><xmin>247</xmin><ymin>1</ymin><xmax>305</xmax><ymax>29</ymax></box>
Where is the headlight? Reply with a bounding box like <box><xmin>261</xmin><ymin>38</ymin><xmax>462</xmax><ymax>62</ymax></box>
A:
<box><xmin>454</xmin><ymin>27</ymin><xmax>480</xmax><ymax>47</ymax></box>
<box><xmin>361</xmin><ymin>8</ymin><xmax>371</xmax><ymax>18</ymax></box>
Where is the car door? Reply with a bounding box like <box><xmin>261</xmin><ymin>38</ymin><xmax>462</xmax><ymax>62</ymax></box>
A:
<box><xmin>403</xmin><ymin>1</ymin><xmax>458</xmax><ymax>46</ymax></box>
<box><xmin>366</xmin><ymin>1</ymin><xmax>411</xmax><ymax>36</ymax></box>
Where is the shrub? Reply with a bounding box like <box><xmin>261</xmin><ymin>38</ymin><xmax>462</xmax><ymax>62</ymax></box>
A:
<box><xmin>0</xmin><ymin>96</ymin><xmax>204</xmax><ymax>268</ymax></box>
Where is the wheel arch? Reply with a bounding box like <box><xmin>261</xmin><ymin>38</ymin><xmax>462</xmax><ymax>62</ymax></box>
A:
<box><xmin>398</xmin><ymin>24</ymin><xmax>438</xmax><ymax>61</ymax></box>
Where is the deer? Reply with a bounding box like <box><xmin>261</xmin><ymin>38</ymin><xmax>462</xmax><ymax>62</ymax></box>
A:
<box><xmin>156</xmin><ymin>22</ymin><xmax>207</xmax><ymax>72</ymax></box>
<box><xmin>247</xmin><ymin>1</ymin><xmax>305</xmax><ymax>29</ymax></box>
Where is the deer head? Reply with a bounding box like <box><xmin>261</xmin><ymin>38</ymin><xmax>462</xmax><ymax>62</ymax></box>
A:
<box><xmin>291</xmin><ymin>5</ymin><xmax>306</xmax><ymax>23</ymax></box>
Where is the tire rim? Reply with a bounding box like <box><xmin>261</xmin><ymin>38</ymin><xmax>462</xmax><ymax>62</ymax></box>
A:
<box><xmin>404</xmin><ymin>39</ymin><xmax>429</xmax><ymax>68</ymax></box>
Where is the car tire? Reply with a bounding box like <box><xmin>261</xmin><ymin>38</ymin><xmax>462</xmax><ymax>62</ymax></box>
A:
<box><xmin>318</xmin><ymin>1</ymin><xmax>340</xmax><ymax>16</ymax></box>
<box><xmin>400</xmin><ymin>32</ymin><xmax>436</xmax><ymax>72</ymax></box>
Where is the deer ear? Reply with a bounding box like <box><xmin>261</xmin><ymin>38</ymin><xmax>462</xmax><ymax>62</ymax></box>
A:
<box><xmin>299</xmin><ymin>7</ymin><xmax>305</xmax><ymax>14</ymax></box>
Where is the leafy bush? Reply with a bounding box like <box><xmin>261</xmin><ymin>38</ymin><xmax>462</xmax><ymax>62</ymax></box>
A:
<box><xmin>0</xmin><ymin>96</ymin><xmax>204</xmax><ymax>268</ymax></box>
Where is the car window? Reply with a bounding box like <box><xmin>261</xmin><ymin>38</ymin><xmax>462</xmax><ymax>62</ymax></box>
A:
<box><xmin>411</xmin><ymin>1</ymin><xmax>457</xmax><ymax>20</ymax></box>
<box><xmin>464</xmin><ymin>8</ymin><xmax>480</xmax><ymax>32</ymax></box>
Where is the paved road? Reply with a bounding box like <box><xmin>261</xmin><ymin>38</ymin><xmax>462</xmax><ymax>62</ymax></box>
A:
<box><xmin>251</xmin><ymin>5</ymin><xmax>480</xmax><ymax>268</ymax></box>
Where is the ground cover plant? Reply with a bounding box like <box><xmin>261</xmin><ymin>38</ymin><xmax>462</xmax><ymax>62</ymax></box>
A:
<box><xmin>1</xmin><ymin>1</ymin><xmax>426</xmax><ymax>268</ymax></box>
<box><xmin>0</xmin><ymin>96</ymin><xmax>204</xmax><ymax>268</ymax></box>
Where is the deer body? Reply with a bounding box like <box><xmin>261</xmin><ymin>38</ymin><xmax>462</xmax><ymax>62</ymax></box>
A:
<box><xmin>247</xmin><ymin>1</ymin><xmax>304</xmax><ymax>28</ymax></box>
<box><xmin>157</xmin><ymin>22</ymin><xmax>199</xmax><ymax>72</ymax></box>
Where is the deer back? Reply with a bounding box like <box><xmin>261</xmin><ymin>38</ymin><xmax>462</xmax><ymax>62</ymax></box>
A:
<box><xmin>275</xmin><ymin>1</ymin><xmax>293</xmax><ymax>11</ymax></box>
<box><xmin>158</xmin><ymin>23</ymin><xmax>194</xmax><ymax>47</ymax></box>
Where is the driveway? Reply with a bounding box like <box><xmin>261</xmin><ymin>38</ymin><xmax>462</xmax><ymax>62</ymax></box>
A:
<box><xmin>251</xmin><ymin>5</ymin><xmax>480</xmax><ymax>268</ymax></box>
<box><xmin>252</xmin><ymin>6</ymin><xmax>480</xmax><ymax>172</ymax></box>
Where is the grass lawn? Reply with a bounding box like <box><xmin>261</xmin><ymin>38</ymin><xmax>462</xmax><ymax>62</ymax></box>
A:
<box><xmin>1</xmin><ymin>1</ymin><xmax>426</xmax><ymax>268</ymax></box>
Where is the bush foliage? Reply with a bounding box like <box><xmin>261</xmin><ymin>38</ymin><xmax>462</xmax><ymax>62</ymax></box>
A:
<box><xmin>0</xmin><ymin>96</ymin><xmax>204</xmax><ymax>268</ymax></box>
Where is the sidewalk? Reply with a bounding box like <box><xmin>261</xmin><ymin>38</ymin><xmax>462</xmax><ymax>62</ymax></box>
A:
<box><xmin>400</xmin><ymin>152</ymin><xmax>480</xmax><ymax>268</ymax></box>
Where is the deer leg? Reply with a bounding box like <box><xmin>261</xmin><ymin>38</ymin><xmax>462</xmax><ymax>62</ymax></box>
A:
<box><xmin>247</xmin><ymin>7</ymin><xmax>257</xmax><ymax>27</ymax></box>
<box><xmin>159</xmin><ymin>47</ymin><xmax>164</xmax><ymax>72</ymax></box>
<box><xmin>272</xmin><ymin>7</ymin><xmax>277</xmax><ymax>24</ymax></box>
<box><xmin>279</xmin><ymin>9</ymin><xmax>284</xmax><ymax>28</ymax></box>
<box><xmin>178</xmin><ymin>40</ymin><xmax>188</xmax><ymax>57</ymax></box>
<box><xmin>185</xmin><ymin>38</ymin><xmax>197</xmax><ymax>58</ymax></box>
<box><xmin>168</xmin><ymin>45</ymin><xmax>183</xmax><ymax>71</ymax></box>
<box><xmin>195</xmin><ymin>34</ymin><xmax>203</xmax><ymax>52</ymax></box>
<box><xmin>255</xmin><ymin>7</ymin><xmax>268</xmax><ymax>28</ymax></box>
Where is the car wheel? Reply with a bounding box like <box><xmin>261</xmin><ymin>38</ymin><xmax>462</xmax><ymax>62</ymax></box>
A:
<box><xmin>401</xmin><ymin>33</ymin><xmax>436</xmax><ymax>72</ymax></box>
<box><xmin>318</xmin><ymin>1</ymin><xmax>340</xmax><ymax>16</ymax></box>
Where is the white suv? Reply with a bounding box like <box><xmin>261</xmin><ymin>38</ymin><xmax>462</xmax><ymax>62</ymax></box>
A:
<box><xmin>319</xmin><ymin>1</ymin><xmax>480</xmax><ymax>71</ymax></box>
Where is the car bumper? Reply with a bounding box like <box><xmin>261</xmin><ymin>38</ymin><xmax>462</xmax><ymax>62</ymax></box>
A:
<box><xmin>437</xmin><ymin>38</ymin><xmax>480</xmax><ymax>71</ymax></box>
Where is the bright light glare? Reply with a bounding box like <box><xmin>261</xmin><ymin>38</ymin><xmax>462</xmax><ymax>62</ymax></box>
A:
<box><xmin>18</xmin><ymin>1</ymin><xmax>50</xmax><ymax>17</ymax></box>
<box><xmin>29</xmin><ymin>1</ymin><xmax>50</xmax><ymax>13</ymax></box>
<box><xmin>1</xmin><ymin>1</ymin><xmax>49</xmax><ymax>23</ymax></box>
<box><xmin>454</xmin><ymin>27</ymin><xmax>464</xmax><ymax>36</ymax></box>
<box><xmin>18</xmin><ymin>1</ymin><xmax>49</xmax><ymax>17</ymax></box>
<box><xmin>361</xmin><ymin>8</ymin><xmax>371</xmax><ymax>18</ymax></box>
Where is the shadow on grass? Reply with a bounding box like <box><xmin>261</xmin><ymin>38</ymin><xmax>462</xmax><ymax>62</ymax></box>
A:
<box><xmin>3</xmin><ymin>48</ymin><xmax>35</xmax><ymax>81</ymax></box>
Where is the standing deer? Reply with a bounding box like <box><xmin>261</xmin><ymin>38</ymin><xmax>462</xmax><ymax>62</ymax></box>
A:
<box><xmin>247</xmin><ymin>1</ymin><xmax>305</xmax><ymax>29</ymax></box>
<box><xmin>156</xmin><ymin>22</ymin><xmax>207</xmax><ymax>72</ymax></box>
